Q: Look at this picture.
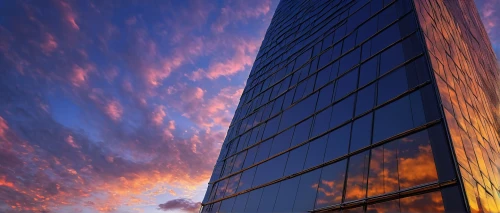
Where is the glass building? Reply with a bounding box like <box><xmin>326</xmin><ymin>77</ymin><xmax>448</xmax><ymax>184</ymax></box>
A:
<box><xmin>201</xmin><ymin>0</ymin><xmax>500</xmax><ymax>212</ymax></box>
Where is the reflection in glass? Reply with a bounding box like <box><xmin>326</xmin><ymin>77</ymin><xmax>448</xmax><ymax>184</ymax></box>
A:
<box><xmin>273</xmin><ymin>177</ymin><xmax>300</xmax><ymax>212</ymax></box>
<box><xmin>366</xmin><ymin>199</ymin><xmax>399</xmax><ymax>213</ymax></box>
<box><xmin>293</xmin><ymin>170</ymin><xmax>321</xmax><ymax>212</ymax></box>
<box><xmin>316</xmin><ymin>160</ymin><xmax>347</xmax><ymax>209</ymax></box>
<box><xmin>257</xmin><ymin>184</ymin><xmax>280</xmax><ymax>212</ymax></box>
<box><xmin>345</xmin><ymin>151</ymin><xmax>369</xmax><ymax>201</ymax></box>
<box><xmin>400</xmin><ymin>191</ymin><xmax>445</xmax><ymax>212</ymax></box>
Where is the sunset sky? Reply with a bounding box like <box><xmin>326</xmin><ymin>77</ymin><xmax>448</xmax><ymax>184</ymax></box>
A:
<box><xmin>0</xmin><ymin>0</ymin><xmax>498</xmax><ymax>213</ymax></box>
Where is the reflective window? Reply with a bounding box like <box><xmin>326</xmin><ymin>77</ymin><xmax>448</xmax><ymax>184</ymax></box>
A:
<box><xmin>316</xmin><ymin>65</ymin><xmax>333</xmax><ymax>89</ymax></box>
<box><xmin>257</xmin><ymin>184</ymin><xmax>280</xmax><ymax>212</ymax></box>
<box><xmin>380</xmin><ymin>42</ymin><xmax>404</xmax><ymax>75</ymax></box>
<box><xmin>218</xmin><ymin>197</ymin><xmax>235</xmax><ymax>213</ymax></box>
<box><xmin>273</xmin><ymin>177</ymin><xmax>300</xmax><ymax>212</ymax></box>
<box><xmin>366</xmin><ymin>199</ymin><xmax>400</xmax><ymax>213</ymax></box>
<box><xmin>280</xmin><ymin>92</ymin><xmax>318</xmax><ymax>130</ymax></box>
<box><xmin>359</xmin><ymin>56</ymin><xmax>378</xmax><ymax>87</ymax></box>
<box><xmin>339</xmin><ymin>48</ymin><xmax>360</xmax><ymax>75</ymax></box>
<box><xmin>304</xmin><ymin>134</ymin><xmax>328</xmax><ymax>169</ymax></box>
<box><xmin>315</xmin><ymin>160</ymin><xmax>347</xmax><ymax>209</ymax></box>
<box><xmin>254</xmin><ymin>138</ymin><xmax>272</xmax><ymax>163</ymax></box>
<box><xmin>355</xmin><ymin>84</ymin><xmax>375</xmax><ymax>116</ymax></box>
<box><xmin>242</xmin><ymin>146</ymin><xmax>257</xmax><ymax>169</ymax></box>
<box><xmin>312</xmin><ymin>106</ymin><xmax>333</xmax><ymax>137</ymax></box>
<box><xmin>330</xmin><ymin>94</ymin><xmax>355</xmax><ymax>128</ymax></box>
<box><xmin>225</xmin><ymin>173</ymin><xmax>241</xmax><ymax>196</ymax></box>
<box><xmin>324</xmin><ymin>124</ymin><xmax>351</xmax><ymax>161</ymax></box>
<box><xmin>232</xmin><ymin>151</ymin><xmax>246</xmax><ymax>173</ymax></box>
<box><xmin>244</xmin><ymin>188</ymin><xmax>263</xmax><ymax>212</ymax></box>
<box><xmin>231</xmin><ymin>193</ymin><xmax>249</xmax><ymax>212</ymax></box>
<box><xmin>284</xmin><ymin>144</ymin><xmax>308</xmax><ymax>176</ymax></box>
<box><xmin>262</xmin><ymin>115</ymin><xmax>281</xmax><ymax>139</ymax></box>
<box><xmin>291</xmin><ymin>117</ymin><xmax>313</xmax><ymax>146</ymax></box>
<box><xmin>316</xmin><ymin>83</ymin><xmax>335</xmax><ymax>110</ymax></box>
<box><xmin>269</xmin><ymin>128</ymin><xmax>294</xmax><ymax>156</ymax></box>
<box><xmin>252</xmin><ymin>153</ymin><xmax>287</xmax><ymax>187</ymax></box>
<box><xmin>237</xmin><ymin>167</ymin><xmax>255</xmax><ymax>193</ymax></box>
<box><xmin>215</xmin><ymin>178</ymin><xmax>228</xmax><ymax>200</ymax></box>
<box><xmin>377</xmin><ymin>67</ymin><xmax>408</xmax><ymax>104</ymax></box>
<box><xmin>344</xmin><ymin>151</ymin><xmax>370</xmax><ymax>201</ymax></box>
<box><xmin>293</xmin><ymin>169</ymin><xmax>321</xmax><ymax>212</ymax></box>
<box><xmin>334</xmin><ymin>69</ymin><xmax>358</xmax><ymax>100</ymax></box>
<box><xmin>400</xmin><ymin>191</ymin><xmax>445</xmax><ymax>212</ymax></box>
<box><xmin>373</xmin><ymin>96</ymin><xmax>413</xmax><ymax>142</ymax></box>
<box><xmin>350</xmin><ymin>113</ymin><xmax>373</xmax><ymax>152</ymax></box>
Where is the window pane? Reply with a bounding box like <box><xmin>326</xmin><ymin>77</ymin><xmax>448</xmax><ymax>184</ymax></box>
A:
<box><xmin>232</xmin><ymin>151</ymin><xmax>246</xmax><ymax>173</ymax></box>
<box><xmin>225</xmin><ymin>173</ymin><xmax>241</xmax><ymax>196</ymax></box>
<box><xmin>252</xmin><ymin>153</ymin><xmax>287</xmax><ymax>187</ymax></box>
<box><xmin>339</xmin><ymin>48</ymin><xmax>360</xmax><ymax>75</ymax></box>
<box><xmin>377</xmin><ymin>67</ymin><xmax>408</xmax><ymax>105</ymax></box>
<box><xmin>257</xmin><ymin>184</ymin><xmax>280</xmax><ymax>212</ymax></box>
<box><xmin>366</xmin><ymin>199</ymin><xmax>400</xmax><ymax>213</ymax></box>
<box><xmin>400</xmin><ymin>191</ymin><xmax>445</xmax><ymax>212</ymax></box>
<box><xmin>317</xmin><ymin>83</ymin><xmax>335</xmax><ymax>110</ymax></box>
<box><xmin>315</xmin><ymin>160</ymin><xmax>347</xmax><ymax>209</ymax></box>
<box><xmin>291</xmin><ymin>118</ymin><xmax>313</xmax><ymax>146</ymax></box>
<box><xmin>343</xmin><ymin>206</ymin><xmax>365</xmax><ymax>213</ymax></box>
<box><xmin>232</xmin><ymin>193</ymin><xmax>249</xmax><ymax>212</ymax></box>
<box><xmin>330</xmin><ymin>94</ymin><xmax>355</xmax><ymax>128</ymax></box>
<box><xmin>344</xmin><ymin>151</ymin><xmax>370</xmax><ymax>201</ymax></box>
<box><xmin>262</xmin><ymin>115</ymin><xmax>281</xmax><ymax>139</ymax></box>
<box><xmin>334</xmin><ymin>69</ymin><xmax>358</xmax><ymax>100</ymax></box>
<box><xmin>219</xmin><ymin>197</ymin><xmax>235</xmax><ymax>213</ymax></box>
<box><xmin>398</xmin><ymin>130</ymin><xmax>438</xmax><ymax>189</ymax></box>
<box><xmin>380</xmin><ymin>42</ymin><xmax>404</xmax><ymax>75</ymax></box>
<box><xmin>312</xmin><ymin>106</ymin><xmax>333</xmax><ymax>137</ymax></box>
<box><xmin>269</xmin><ymin>128</ymin><xmax>294</xmax><ymax>156</ymax></box>
<box><xmin>280</xmin><ymin>92</ymin><xmax>318</xmax><ymax>130</ymax></box>
<box><xmin>293</xmin><ymin>170</ymin><xmax>321</xmax><ymax>212</ymax></box>
<box><xmin>324</xmin><ymin>124</ymin><xmax>351</xmax><ymax>161</ymax></box>
<box><xmin>373</xmin><ymin>96</ymin><xmax>413</xmax><ymax>142</ymax></box>
<box><xmin>359</xmin><ymin>56</ymin><xmax>378</xmax><ymax>87</ymax></box>
<box><xmin>355</xmin><ymin>84</ymin><xmax>375</xmax><ymax>116</ymax></box>
<box><xmin>273</xmin><ymin>177</ymin><xmax>300</xmax><ymax>212</ymax></box>
<box><xmin>284</xmin><ymin>144</ymin><xmax>309</xmax><ymax>176</ymax></box>
<box><xmin>244</xmin><ymin>188</ymin><xmax>263</xmax><ymax>212</ymax></box>
<box><xmin>237</xmin><ymin>167</ymin><xmax>255</xmax><ymax>193</ymax></box>
<box><xmin>350</xmin><ymin>113</ymin><xmax>373</xmax><ymax>152</ymax></box>
<box><xmin>254</xmin><ymin>138</ymin><xmax>272</xmax><ymax>163</ymax></box>
<box><xmin>304</xmin><ymin>135</ymin><xmax>328</xmax><ymax>169</ymax></box>
<box><xmin>243</xmin><ymin>146</ymin><xmax>257</xmax><ymax>169</ymax></box>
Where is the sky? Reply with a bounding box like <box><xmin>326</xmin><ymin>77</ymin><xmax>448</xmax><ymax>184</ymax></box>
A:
<box><xmin>0</xmin><ymin>0</ymin><xmax>498</xmax><ymax>213</ymax></box>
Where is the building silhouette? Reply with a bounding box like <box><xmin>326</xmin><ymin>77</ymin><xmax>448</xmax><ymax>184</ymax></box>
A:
<box><xmin>201</xmin><ymin>0</ymin><xmax>500</xmax><ymax>212</ymax></box>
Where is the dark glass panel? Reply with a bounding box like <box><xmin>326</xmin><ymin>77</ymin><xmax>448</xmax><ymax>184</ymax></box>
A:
<box><xmin>296</xmin><ymin>48</ymin><xmax>313</xmax><ymax>68</ymax></box>
<box><xmin>237</xmin><ymin>167</ymin><xmax>255</xmax><ymax>193</ymax></box>
<box><xmin>330</xmin><ymin>94</ymin><xmax>355</xmax><ymax>128</ymax></box>
<box><xmin>219</xmin><ymin>197</ymin><xmax>235</xmax><ymax>213</ymax></box>
<box><xmin>242</xmin><ymin>146</ymin><xmax>257</xmax><ymax>169</ymax></box>
<box><xmin>254</xmin><ymin>138</ymin><xmax>272</xmax><ymax>163</ymax></box>
<box><xmin>225</xmin><ymin>173</ymin><xmax>241</xmax><ymax>196</ymax></box>
<box><xmin>315</xmin><ymin>160</ymin><xmax>347</xmax><ymax>209</ymax></box>
<box><xmin>273</xmin><ymin>177</ymin><xmax>300</xmax><ymax>212</ymax></box>
<box><xmin>357</xmin><ymin>17</ymin><xmax>377</xmax><ymax>44</ymax></box>
<box><xmin>409</xmin><ymin>90</ymin><xmax>425</xmax><ymax>126</ymax></box>
<box><xmin>371</xmin><ymin>24</ymin><xmax>400</xmax><ymax>55</ymax></box>
<box><xmin>324</xmin><ymin>124</ymin><xmax>351</xmax><ymax>161</ymax></box>
<box><xmin>284</xmin><ymin>144</ymin><xmax>309</xmax><ymax>176</ymax></box>
<box><xmin>232</xmin><ymin>193</ymin><xmax>249</xmax><ymax>213</ymax></box>
<box><xmin>304</xmin><ymin>134</ymin><xmax>328</xmax><ymax>169</ymax></box>
<box><xmin>343</xmin><ymin>206</ymin><xmax>365</xmax><ymax>213</ymax></box>
<box><xmin>359</xmin><ymin>56</ymin><xmax>378</xmax><ymax>87</ymax></box>
<box><xmin>380</xmin><ymin>42</ymin><xmax>405</xmax><ymax>75</ymax></box>
<box><xmin>377</xmin><ymin>4</ymin><xmax>398</xmax><ymax>30</ymax></box>
<box><xmin>232</xmin><ymin>151</ymin><xmax>246</xmax><ymax>173</ymax></box>
<box><xmin>280</xmin><ymin>92</ymin><xmax>318</xmax><ymax>130</ymax></box>
<box><xmin>244</xmin><ymin>188</ymin><xmax>263</xmax><ymax>212</ymax></box>
<box><xmin>257</xmin><ymin>184</ymin><xmax>280</xmax><ymax>212</ymax></box>
<box><xmin>349</xmin><ymin>113</ymin><xmax>373</xmax><ymax>152</ymax></box>
<box><xmin>366</xmin><ymin>199</ymin><xmax>400</xmax><ymax>213</ymax></box>
<box><xmin>319</xmin><ymin>48</ymin><xmax>333</xmax><ymax>68</ymax></box>
<box><xmin>215</xmin><ymin>178</ymin><xmax>228</xmax><ymax>200</ymax></box>
<box><xmin>316</xmin><ymin>65</ymin><xmax>333</xmax><ymax>90</ymax></box>
<box><xmin>373</xmin><ymin>96</ymin><xmax>413</xmax><ymax>142</ymax></box>
<box><xmin>334</xmin><ymin>68</ymin><xmax>359</xmax><ymax>100</ymax></box>
<box><xmin>344</xmin><ymin>151</ymin><xmax>370</xmax><ymax>201</ymax></box>
<box><xmin>317</xmin><ymin>83</ymin><xmax>335</xmax><ymax>110</ymax></box>
<box><xmin>312</xmin><ymin>106</ymin><xmax>333</xmax><ymax>137</ymax></box>
<box><xmin>293</xmin><ymin>169</ymin><xmax>321</xmax><ymax>212</ymax></box>
<box><xmin>342</xmin><ymin>33</ymin><xmax>356</xmax><ymax>53</ymax></box>
<box><xmin>291</xmin><ymin>117</ymin><xmax>313</xmax><ymax>146</ymax></box>
<box><xmin>262</xmin><ymin>115</ymin><xmax>281</xmax><ymax>139</ymax></box>
<box><xmin>355</xmin><ymin>84</ymin><xmax>375</xmax><ymax>116</ymax></box>
<box><xmin>252</xmin><ymin>153</ymin><xmax>287</xmax><ymax>187</ymax></box>
<box><xmin>377</xmin><ymin>67</ymin><xmax>408</xmax><ymax>104</ymax></box>
<box><xmin>269</xmin><ymin>128</ymin><xmax>294</xmax><ymax>156</ymax></box>
<box><xmin>399</xmin><ymin>191</ymin><xmax>445</xmax><ymax>212</ymax></box>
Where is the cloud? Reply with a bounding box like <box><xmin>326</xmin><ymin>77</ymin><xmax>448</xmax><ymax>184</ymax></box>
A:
<box><xmin>211</xmin><ymin>0</ymin><xmax>271</xmax><ymax>33</ymax></box>
<box><xmin>58</xmin><ymin>0</ymin><xmax>80</xmax><ymax>30</ymax></box>
<box><xmin>105</xmin><ymin>100</ymin><xmax>124</xmax><ymax>121</ymax></box>
<box><xmin>151</xmin><ymin>105</ymin><xmax>167</xmax><ymax>126</ymax></box>
<box><xmin>158</xmin><ymin>198</ymin><xmax>201</xmax><ymax>213</ymax></box>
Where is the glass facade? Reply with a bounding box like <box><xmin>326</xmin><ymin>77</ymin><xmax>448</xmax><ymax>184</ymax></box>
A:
<box><xmin>202</xmin><ymin>0</ymin><xmax>500</xmax><ymax>212</ymax></box>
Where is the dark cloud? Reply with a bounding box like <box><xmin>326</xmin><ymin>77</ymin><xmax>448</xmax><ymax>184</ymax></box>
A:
<box><xmin>158</xmin><ymin>198</ymin><xmax>201</xmax><ymax>213</ymax></box>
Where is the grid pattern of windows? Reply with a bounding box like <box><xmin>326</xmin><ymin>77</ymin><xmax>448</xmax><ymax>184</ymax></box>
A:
<box><xmin>414</xmin><ymin>0</ymin><xmax>500</xmax><ymax>212</ymax></box>
<box><xmin>201</xmin><ymin>0</ymin><xmax>499</xmax><ymax>212</ymax></box>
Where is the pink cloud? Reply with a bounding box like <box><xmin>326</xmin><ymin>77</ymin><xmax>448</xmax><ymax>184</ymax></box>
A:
<box><xmin>151</xmin><ymin>105</ymin><xmax>167</xmax><ymax>126</ymax></box>
<box><xmin>70</xmin><ymin>64</ymin><xmax>95</xmax><ymax>87</ymax></box>
<box><xmin>480</xmin><ymin>0</ymin><xmax>500</xmax><ymax>44</ymax></box>
<box><xmin>40</xmin><ymin>33</ymin><xmax>58</xmax><ymax>55</ymax></box>
<box><xmin>65</xmin><ymin>135</ymin><xmax>80</xmax><ymax>149</ymax></box>
<box><xmin>126</xmin><ymin>16</ymin><xmax>137</xmax><ymax>26</ymax></box>
<box><xmin>105</xmin><ymin>100</ymin><xmax>124</xmax><ymax>121</ymax></box>
<box><xmin>205</xmin><ymin>38</ymin><xmax>260</xmax><ymax>79</ymax></box>
<box><xmin>0</xmin><ymin>116</ymin><xmax>8</xmax><ymax>140</ymax></box>
<box><xmin>212</xmin><ymin>0</ymin><xmax>271</xmax><ymax>33</ymax></box>
<box><xmin>58</xmin><ymin>0</ymin><xmax>80</xmax><ymax>30</ymax></box>
<box><xmin>168</xmin><ymin>120</ymin><xmax>176</xmax><ymax>130</ymax></box>
<box><xmin>158</xmin><ymin>198</ymin><xmax>200</xmax><ymax>213</ymax></box>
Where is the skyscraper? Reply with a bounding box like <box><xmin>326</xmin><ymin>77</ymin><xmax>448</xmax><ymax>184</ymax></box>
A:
<box><xmin>201</xmin><ymin>0</ymin><xmax>500</xmax><ymax>212</ymax></box>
